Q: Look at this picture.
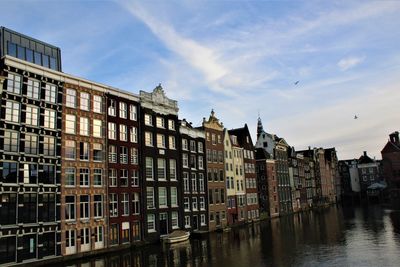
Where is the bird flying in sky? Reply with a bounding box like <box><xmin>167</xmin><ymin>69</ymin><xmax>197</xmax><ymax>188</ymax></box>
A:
<box><xmin>294</xmin><ymin>81</ymin><xmax>299</xmax><ymax>85</ymax></box>
<box><xmin>354</xmin><ymin>115</ymin><xmax>358</xmax><ymax>119</ymax></box>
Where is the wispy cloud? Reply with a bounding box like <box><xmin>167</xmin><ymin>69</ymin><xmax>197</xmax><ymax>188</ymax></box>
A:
<box><xmin>337</xmin><ymin>56</ymin><xmax>365</xmax><ymax>71</ymax></box>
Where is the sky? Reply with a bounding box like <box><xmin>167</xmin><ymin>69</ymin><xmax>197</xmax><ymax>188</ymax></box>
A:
<box><xmin>2</xmin><ymin>0</ymin><xmax>400</xmax><ymax>160</ymax></box>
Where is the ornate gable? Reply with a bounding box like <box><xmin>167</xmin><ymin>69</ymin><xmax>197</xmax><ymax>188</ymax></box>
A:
<box><xmin>202</xmin><ymin>109</ymin><xmax>224</xmax><ymax>131</ymax></box>
<box><xmin>140</xmin><ymin>84</ymin><xmax>179</xmax><ymax>115</ymax></box>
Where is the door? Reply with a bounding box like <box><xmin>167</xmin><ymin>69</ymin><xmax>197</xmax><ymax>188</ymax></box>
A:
<box><xmin>193</xmin><ymin>215</ymin><xmax>198</xmax><ymax>230</ymax></box>
<box><xmin>159</xmin><ymin>213</ymin><xmax>168</xmax><ymax>235</ymax></box>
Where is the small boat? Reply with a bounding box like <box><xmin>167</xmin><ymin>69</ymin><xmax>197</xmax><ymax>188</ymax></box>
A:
<box><xmin>161</xmin><ymin>230</ymin><xmax>190</xmax><ymax>244</ymax></box>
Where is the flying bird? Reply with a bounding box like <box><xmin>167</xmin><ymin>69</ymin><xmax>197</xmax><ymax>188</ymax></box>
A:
<box><xmin>354</xmin><ymin>115</ymin><xmax>358</xmax><ymax>119</ymax></box>
<box><xmin>294</xmin><ymin>81</ymin><xmax>299</xmax><ymax>85</ymax></box>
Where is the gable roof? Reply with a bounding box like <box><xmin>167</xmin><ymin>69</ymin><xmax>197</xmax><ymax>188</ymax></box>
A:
<box><xmin>381</xmin><ymin>140</ymin><xmax>400</xmax><ymax>154</ymax></box>
<box><xmin>228</xmin><ymin>124</ymin><xmax>254</xmax><ymax>147</ymax></box>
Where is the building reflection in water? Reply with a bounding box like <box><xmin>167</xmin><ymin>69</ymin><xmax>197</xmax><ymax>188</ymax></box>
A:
<box><xmin>60</xmin><ymin>206</ymin><xmax>400</xmax><ymax>267</ymax></box>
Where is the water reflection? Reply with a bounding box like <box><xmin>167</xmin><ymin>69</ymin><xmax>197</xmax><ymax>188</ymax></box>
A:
<box><xmin>60</xmin><ymin>205</ymin><xmax>400</xmax><ymax>267</ymax></box>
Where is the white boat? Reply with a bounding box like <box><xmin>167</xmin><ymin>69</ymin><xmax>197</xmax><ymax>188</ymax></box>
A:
<box><xmin>161</xmin><ymin>230</ymin><xmax>190</xmax><ymax>244</ymax></box>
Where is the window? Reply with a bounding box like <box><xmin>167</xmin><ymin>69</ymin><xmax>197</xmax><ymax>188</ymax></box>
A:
<box><xmin>108</xmin><ymin>122</ymin><xmax>116</xmax><ymax>139</ymax></box>
<box><xmin>93</xmin><ymin>95</ymin><xmax>102</xmax><ymax>113</ymax></box>
<box><xmin>122</xmin><ymin>193</ymin><xmax>129</xmax><ymax>216</ymax></box>
<box><xmin>23</xmin><ymin>163</ymin><xmax>38</xmax><ymax>184</ymax></box>
<box><xmin>44</xmin><ymin>109</ymin><xmax>56</xmax><ymax>129</ymax></box>
<box><xmin>66</xmin><ymin>229</ymin><xmax>76</xmax><ymax>250</ymax></box>
<box><xmin>212</xmin><ymin>134</ymin><xmax>216</xmax><ymax>145</ymax></box>
<box><xmin>95</xmin><ymin>226</ymin><xmax>104</xmax><ymax>244</ymax></box>
<box><xmin>93</xmin><ymin>143</ymin><xmax>103</xmax><ymax>161</ymax></box>
<box><xmin>198</xmin><ymin>142</ymin><xmax>204</xmax><ymax>153</ymax></box>
<box><xmin>129</xmin><ymin>104</ymin><xmax>137</xmax><ymax>120</ymax></box>
<box><xmin>169</xmin><ymin>159</ymin><xmax>177</xmax><ymax>180</ymax></box>
<box><xmin>171</xmin><ymin>187</ymin><xmax>178</xmax><ymax>207</ymax></box>
<box><xmin>93</xmin><ymin>119</ymin><xmax>102</xmax><ymax>138</ymax></box>
<box><xmin>1</xmin><ymin>162</ymin><xmax>18</xmax><ymax>184</ymax></box>
<box><xmin>132</xmin><ymin>193</ymin><xmax>140</xmax><ymax>214</ymax></box>
<box><xmin>192</xmin><ymin>197</ymin><xmax>198</xmax><ymax>210</ymax></box>
<box><xmin>220</xmin><ymin>189</ymin><xmax>225</xmax><ymax>204</ymax></box>
<box><xmin>109</xmin><ymin>194</ymin><xmax>118</xmax><ymax>217</ymax></box>
<box><xmin>168</xmin><ymin>119</ymin><xmax>175</xmax><ymax>130</ymax></box>
<box><xmin>191</xmin><ymin>173</ymin><xmax>197</xmax><ymax>192</ymax></box>
<box><xmin>80</xmin><ymin>142</ymin><xmax>89</xmax><ymax>161</ymax></box>
<box><xmin>94</xmin><ymin>169</ymin><xmax>103</xmax><ymax>186</ymax></box>
<box><xmin>120</xmin><ymin>146</ymin><xmax>128</xmax><ymax>164</ymax></box>
<box><xmin>108</xmin><ymin>99</ymin><xmax>116</xmax><ymax>116</ymax></box>
<box><xmin>79</xmin><ymin>117</ymin><xmax>89</xmax><ymax>136</ymax></box>
<box><xmin>157</xmin><ymin>134</ymin><xmax>166</xmax><ymax>148</ymax></box>
<box><xmin>209</xmin><ymin>189</ymin><xmax>214</xmax><ymax>204</ymax></box>
<box><xmin>156</xmin><ymin>117</ymin><xmax>165</xmax><ymax>128</ymax></box>
<box><xmin>25</xmin><ymin>106</ymin><xmax>39</xmax><ymax>126</ymax></box>
<box><xmin>0</xmin><ymin>193</ymin><xmax>16</xmax><ymax>225</ymax></box>
<box><xmin>109</xmin><ymin>224</ymin><xmax>119</xmax><ymax>245</ymax></box>
<box><xmin>198</xmin><ymin>156</ymin><xmax>204</xmax><ymax>169</ymax></box>
<box><xmin>80</xmin><ymin>168</ymin><xmax>89</xmax><ymax>187</ymax></box>
<box><xmin>65</xmin><ymin>196</ymin><xmax>76</xmax><ymax>221</ymax></box>
<box><xmin>24</xmin><ymin>134</ymin><xmax>38</xmax><ymax>154</ymax></box>
<box><xmin>80</xmin><ymin>92</ymin><xmax>90</xmax><ymax>111</ymax></box>
<box><xmin>81</xmin><ymin>228</ymin><xmax>90</xmax><ymax>247</ymax></box>
<box><xmin>182</xmin><ymin>139</ymin><xmax>188</xmax><ymax>150</ymax></box>
<box><xmin>183</xmin><ymin>172</ymin><xmax>189</xmax><ymax>193</ymax></box>
<box><xmin>190</xmin><ymin>140</ymin><xmax>196</xmax><ymax>152</ymax></box>
<box><xmin>132</xmin><ymin>169</ymin><xmax>139</xmax><ymax>187</ymax></box>
<box><xmin>65</xmin><ymin>168</ymin><xmax>75</xmax><ymax>186</ymax></box>
<box><xmin>145</xmin><ymin>132</ymin><xmax>153</xmax><ymax>146</ymax></box>
<box><xmin>169</xmin><ymin>136</ymin><xmax>176</xmax><ymax>149</ymax></box>
<box><xmin>3</xmin><ymin>131</ymin><xmax>19</xmax><ymax>152</ymax></box>
<box><xmin>42</xmin><ymin>164</ymin><xmax>55</xmax><ymax>184</ymax></box>
<box><xmin>201</xmin><ymin>214</ymin><xmax>206</xmax><ymax>226</ymax></box>
<box><xmin>120</xmin><ymin>169</ymin><xmax>128</xmax><ymax>187</ymax></box>
<box><xmin>199</xmin><ymin>173</ymin><xmax>205</xmax><ymax>192</ymax></box>
<box><xmin>200</xmin><ymin>197</ymin><xmax>205</xmax><ymax>210</ymax></box>
<box><xmin>184</xmin><ymin>197</ymin><xmax>190</xmax><ymax>211</ymax></box>
<box><xmin>146</xmin><ymin>187</ymin><xmax>155</xmax><ymax>209</ymax></box>
<box><xmin>115</xmin><ymin>124</ymin><xmax>127</xmax><ymax>141</ymax></box>
<box><xmin>66</xmin><ymin>115</ymin><xmax>76</xmax><ymax>134</ymax></box>
<box><xmin>5</xmin><ymin>101</ymin><xmax>20</xmax><ymax>123</ymax></box>
<box><xmin>109</xmin><ymin>169</ymin><xmax>117</xmax><ymax>187</ymax></box>
<box><xmin>131</xmin><ymin>148</ymin><xmax>138</xmax><ymax>164</ymax></box>
<box><xmin>144</xmin><ymin>114</ymin><xmax>153</xmax><ymax>126</ymax></box>
<box><xmin>108</xmin><ymin>145</ymin><xmax>117</xmax><ymax>163</ymax></box>
<box><xmin>65</xmin><ymin>140</ymin><xmax>76</xmax><ymax>159</ymax></box>
<box><xmin>80</xmin><ymin>195</ymin><xmax>90</xmax><ymax>219</ymax></box>
<box><xmin>171</xmin><ymin>212</ymin><xmax>179</xmax><ymax>229</ymax></box>
<box><xmin>185</xmin><ymin>216</ymin><xmax>191</xmax><ymax>228</ymax></box>
<box><xmin>130</xmin><ymin>127</ymin><xmax>138</xmax><ymax>143</ymax></box>
<box><xmin>207</xmin><ymin>149</ymin><xmax>212</xmax><ymax>162</ymax></box>
<box><xmin>183</xmin><ymin>154</ymin><xmax>189</xmax><ymax>168</ymax></box>
<box><xmin>66</xmin><ymin>89</ymin><xmax>76</xmax><ymax>108</ymax></box>
<box><xmin>157</xmin><ymin>158</ymin><xmax>166</xmax><ymax>180</ymax></box>
<box><xmin>159</xmin><ymin>187</ymin><xmax>167</xmax><ymax>207</ymax></box>
<box><xmin>146</xmin><ymin>157</ymin><xmax>153</xmax><ymax>180</ymax></box>
<box><xmin>119</xmin><ymin>102</ymin><xmax>127</xmax><ymax>118</ymax></box>
<box><xmin>7</xmin><ymin>73</ymin><xmax>22</xmax><ymax>94</ymax></box>
<box><xmin>45</xmin><ymin>84</ymin><xmax>57</xmax><ymax>103</ymax></box>
<box><xmin>147</xmin><ymin>214</ymin><xmax>155</xmax><ymax>232</ymax></box>
<box><xmin>190</xmin><ymin>155</ymin><xmax>196</xmax><ymax>169</ymax></box>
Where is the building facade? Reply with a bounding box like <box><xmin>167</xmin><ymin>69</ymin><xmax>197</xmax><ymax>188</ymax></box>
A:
<box><xmin>224</xmin><ymin>129</ymin><xmax>237</xmax><ymax>225</ymax></box>
<box><xmin>106</xmin><ymin>92</ymin><xmax>141</xmax><ymax>246</ymax></box>
<box><xmin>274</xmin><ymin>138</ymin><xmax>292</xmax><ymax>215</ymax></box>
<box><xmin>381</xmin><ymin>131</ymin><xmax>400</xmax><ymax>208</ymax></box>
<box><xmin>140</xmin><ymin>85</ymin><xmax>181</xmax><ymax>242</ymax></box>
<box><xmin>179</xmin><ymin>119</ymin><xmax>208</xmax><ymax>232</ymax></box>
<box><xmin>201</xmin><ymin>110</ymin><xmax>227</xmax><ymax>231</ymax></box>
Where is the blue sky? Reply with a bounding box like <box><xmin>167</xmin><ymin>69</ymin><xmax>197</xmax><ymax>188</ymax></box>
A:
<box><xmin>2</xmin><ymin>0</ymin><xmax>400</xmax><ymax>159</ymax></box>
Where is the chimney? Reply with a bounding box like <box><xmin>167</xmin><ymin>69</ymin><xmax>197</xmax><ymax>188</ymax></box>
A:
<box><xmin>389</xmin><ymin>131</ymin><xmax>399</xmax><ymax>144</ymax></box>
<box><xmin>363</xmin><ymin>151</ymin><xmax>367</xmax><ymax>157</ymax></box>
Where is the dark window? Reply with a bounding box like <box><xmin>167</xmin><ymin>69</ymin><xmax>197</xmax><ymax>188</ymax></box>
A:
<box><xmin>80</xmin><ymin>142</ymin><xmax>89</xmax><ymax>160</ymax></box>
<box><xmin>109</xmin><ymin>224</ymin><xmax>119</xmax><ymax>245</ymax></box>
<box><xmin>49</xmin><ymin>57</ymin><xmax>56</xmax><ymax>70</ymax></box>
<box><xmin>220</xmin><ymin>189</ymin><xmax>225</xmax><ymax>204</ymax></box>
<box><xmin>40</xmin><ymin>232</ymin><xmax>55</xmax><ymax>258</ymax></box>
<box><xmin>18</xmin><ymin>234</ymin><xmax>36</xmax><ymax>262</ymax></box>
<box><xmin>8</xmin><ymin>42</ymin><xmax>17</xmax><ymax>57</ymax></box>
<box><xmin>1</xmin><ymin>162</ymin><xmax>18</xmax><ymax>183</ymax></box>
<box><xmin>18</xmin><ymin>193</ymin><xmax>37</xmax><ymax>223</ymax></box>
<box><xmin>34</xmin><ymin>51</ymin><xmax>41</xmax><ymax>65</ymax></box>
<box><xmin>39</xmin><ymin>193</ymin><xmax>55</xmax><ymax>222</ymax></box>
<box><xmin>17</xmin><ymin>45</ymin><xmax>25</xmax><ymax>60</ymax></box>
<box><xmin>0</xmin><ymin>236</ymin><xmax>16</xmax><ymax>264</ymax></box>
<box><xmin>219</xmin><ymin>170</ymin><xmax>224</xmax><ymax>181</ymax></box>
<box><xmin>208</xmin><ymin>189</ymin><xmax>214</xmax><ymax>204</ymax></box>
<box><xmin>0</xmin><ymin>193</ymin><xmax>17</xmax><ymax>225</ymax></box>
<box><xmin>26</xmin><ymin>49</ymin><xmax>34</xmax><ymax>63</ymax></box>
<box><xmin>42</xmin><ymin>165</ymin><xmax>55</xmax><ymax>184</ymax></box>
<box><xmin>42</xmin><ymin>54</ymin><xmax>49</xmax><ymax>68</ymax></box>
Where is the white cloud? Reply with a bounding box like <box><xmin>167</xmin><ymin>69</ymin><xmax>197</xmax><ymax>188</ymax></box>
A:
<box><xmin>337</xmin><ymin>56</ymin><xmax>365</xmax><ymax>71</ymax></box>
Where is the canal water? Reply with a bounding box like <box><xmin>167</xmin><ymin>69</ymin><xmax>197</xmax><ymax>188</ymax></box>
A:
<box><xmin>60</xmin><ymin>205</ymin><xmax>400</xmax><ymax>267</ymax></box>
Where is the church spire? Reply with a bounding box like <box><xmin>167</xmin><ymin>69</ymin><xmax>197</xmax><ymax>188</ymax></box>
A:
<box><xmin>257</xmin><ymin>116</ymin><xmax>264</xmax><ymax>139</ymax></box>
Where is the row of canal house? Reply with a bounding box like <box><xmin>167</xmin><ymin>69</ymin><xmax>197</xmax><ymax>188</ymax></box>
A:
<box><xmin>0</xmin><ymin>27</ymin><xmax>261</xmax><ymax>265</ymax></box>
<box><xmin>255</xmin><ymin>117</ymin><xmax>340</xmax><ymax>218</ymax></box>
